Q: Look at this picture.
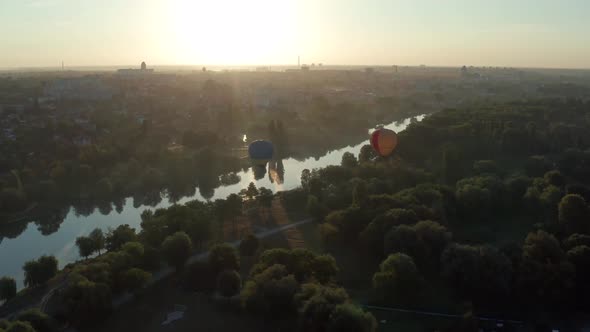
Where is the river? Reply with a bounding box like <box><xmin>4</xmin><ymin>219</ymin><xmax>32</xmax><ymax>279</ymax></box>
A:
<box><xmin>0</xmin><ymin>115</ymin><xmax>424</xmax><ymax>288</ymax></box>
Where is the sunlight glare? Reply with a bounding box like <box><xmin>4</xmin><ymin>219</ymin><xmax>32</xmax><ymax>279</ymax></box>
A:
<box><xmin>170</xmin><ymin>0</ymin><xmax>298</xmax><ymax>65</ymax></box>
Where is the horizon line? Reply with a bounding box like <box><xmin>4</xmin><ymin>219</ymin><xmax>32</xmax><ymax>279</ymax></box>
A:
<box><xmin>1</xmin><ymin>63</ymin><xmax>590</xmax><ymax>72</ymax></box>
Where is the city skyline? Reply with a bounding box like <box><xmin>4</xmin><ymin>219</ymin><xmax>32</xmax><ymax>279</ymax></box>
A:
<box><xmin>1</xmin><ymin>0</ymin><xmax>590</xmax><ymax>69</ymax></box>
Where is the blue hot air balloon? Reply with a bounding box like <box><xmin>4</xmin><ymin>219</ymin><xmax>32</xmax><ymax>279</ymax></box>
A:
<box><xmin>248</xmin><ymin>140</ymin><xmax>274</xmax><ymax>166</ymax></box>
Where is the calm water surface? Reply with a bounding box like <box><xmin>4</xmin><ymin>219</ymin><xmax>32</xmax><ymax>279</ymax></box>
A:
<box><xmin>0</xmin><ymin>115</ymin><xmax>424</xmax><ymax>288</ymax></box>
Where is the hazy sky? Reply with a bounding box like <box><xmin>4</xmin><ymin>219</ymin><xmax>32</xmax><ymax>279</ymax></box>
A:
<box><xmin>1</xmin><ymin>0</ymin><xmax>589</xmax><ymax>68</ymax></box>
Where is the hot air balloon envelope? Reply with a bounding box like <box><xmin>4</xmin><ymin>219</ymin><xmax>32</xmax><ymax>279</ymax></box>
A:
<box><xmin>248</xmin><ymin>140</ymin><xmax>274</xmax><ymax>165</ymax></box>
<box><xmin>370</xmin><ymin>128</ymin><xmax>398</xmax><ymax>157</ymax></box>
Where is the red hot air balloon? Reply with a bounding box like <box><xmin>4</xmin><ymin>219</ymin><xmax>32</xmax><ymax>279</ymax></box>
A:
<box><xmin>370</xmin><ymin>128</ymin><xmax>398</xmax><ymax>157</ymax></box>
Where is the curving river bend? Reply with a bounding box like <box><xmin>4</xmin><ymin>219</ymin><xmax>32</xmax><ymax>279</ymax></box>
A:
<box><xmin>0</xmin><ymin>115</ymin><xmax>425</xmax><ymax>288</ymax></box>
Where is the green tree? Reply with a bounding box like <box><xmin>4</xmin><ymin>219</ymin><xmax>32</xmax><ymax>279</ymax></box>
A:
<box><xmin>518</xmin><ymin>230</ymin><xmax>575</xmax><ymax>307</ymax></box>
<box><xmin>0</xmin><ymin>277</ymin><xmax>16</xmax><ymax>302</ymax></box>
<box><xmin>564</xmin><ymin>233</ymin><xmax>590</xmax><ymax>250</ymax></box>
<box><xmin>383</xmin><ymin>225</ymin><xmax>421</xmax><ymax>258</ymax></box>
<box><xmin>161</xmin><ymin>232</ymin><xmax>192</xmax><ymax>272</ymax></box>
<box><xmin>95</xmin><ymin>177</ymin><xmax>113</xmax><ymax>198</ymax></box>
<box><xmin>75</xmin><ymin>236</ymin><xmax>95</xmax><ymax>259</ymax></box>
<box><xmin>306</xmin><ymin>195</ymin><xmax>328</xmax><ymax>222</ymax></box>
<box><xmin>23</xmin><ymin>255</ymin><xmax>58</xmax><ymax>288</ymax></box>
<box><xmin>358</xmin><ymin>144</ymin><xmax>376</xmax><ymax>163</ymax></box>
<box><xmin>62</xmin><ymin>279</ymin><xmax>112</xmax><ymax>327</ymax></box>
<box><xmin>301</xmin><ymin>169</ymin><xmax>312</xmax><ymax>189</ymax></box>
<box><xmin>217</xmin><ymin>269</ymin><xmax>241</xmax><ymax>297</ymax></box>
<box><xmin>226</xmin><ymin>193</ymin><xmax>243</xmax><ymax>236</ymax></box>
<box><xmin>209</xmin><ymin>244</ymin><xmax>239</xmax><ymax>276</ymax></box>
<box><xmin>244</xmin><ymin>182</ymin><xmax>259</xmax><ymax>200</ymax></box>
<box><xmin>16</xmin><ymin>308</ymin><xmax>58</xmax><ymax>332</ymax></box>
<box><xmin>88</xmin><ymin>228</ymin><xmax>105</xmax><ymax>255</ymax></box>
<box><xmin>250</xmin><ymin>248</ymin><xmax>338</xmax><ymax>284</ymax></box>
<box><xmin>105</xmin><ymin>224</ymin><xmax>137</xmax><ymax>251</ymax></box>
<box><xmin>5</xmin><ymin>321</ymin><xmax>35</xmax><ymax>332</ymax></box>
<box><xmin>256</xmin><ymin>187</ymin><xmax>274</xmax><ymax>223</ymax></box>
<box><xmin>456</xmin><ymin>183</ymin><xmax>491</xmax><ymax>218</ymax></box>
<box><xmin>545</xmin><ymin>170</ymin><xmax>566</xmax><ymax>188</ymax></box>
<box><xmin>341</xmin><ymin>152</ymin><xmax>358</xmax><ymax>168</ymax></box>
<box><xmin>360</xmin><ymin>209</ymin><xmax>419</xmax><ymax>255</ymax></box>
<box><xmin>121</xmin><ymin>268</ymin><xmax>151</xmax><ymax>294</ymax></box>
<box><xmin>121</xmin><ymin>241</ymin><xmax>144</xmax><ymax>262</ymax></box>
<box><xmin>567</xmin><ymin>245</ymin><xmax>590</xmax><ymax>305</ymax></box>
<box><xmin>559</xmin><ymin>194</ymin><xmax>590</xmax><ymax>234</ymax></box>
<box><xmin>327</xmin><ymin>304</ymin><xmax>377</xmax><ymax>332</ymax></box>
<box><xmin>351</xmin><ymin>179</ymin><xmax>369</xmax><ymax>207</ymax></box>
<box><xmin>525</xmin><ymin>155</ymin><xmax>551</xmax><ymax>177</ymax></box>
<box><xmin>522</xmin><ymin>230</ymin><xmax>563</xmax><ymax>263</ymax></box>
<box><xmin>296</xmin><ymin>283</ymin><xmax>350</xmax><ymax>332</ymax></box>
<box><xmin>413</xmin><ymin>220</ymin><xmax>452</xmax><ymax>268</ymax></box>
<box><xmin>442</xmin><ymin>244</ymin><xmax>513</xmax><ymax>305</ymax></box>
<box><xmin>373</xmin><ymin>253</ymin><xmax>423</xmax><ymax>306</ymax></box>
<box><xmin>241</xmin><ymin>264</ymin><xmax>299</xmax><ymax>317</ymax></box>
<box><xmin>309</xmin><ymin>255</ymin><xmax>339</xmax><ymax>284</ymax></box>
<box><xmin>323</xmin><ymin>205</ymin><xmax>369</xmax><ymax>243</ymax></box>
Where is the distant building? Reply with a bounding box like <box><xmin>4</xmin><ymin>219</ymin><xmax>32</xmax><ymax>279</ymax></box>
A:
<box><xmin>117</xmin><ymin>61</ymin><xmax>154</xmax><ymax>76</ymax></box>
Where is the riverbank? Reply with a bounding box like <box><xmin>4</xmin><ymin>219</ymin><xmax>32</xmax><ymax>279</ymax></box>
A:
<box><xmin>0</xmin><ymin>111</ymin><xmax>428</xmax><ymax>291</ymax></box>
<box><xmin>0</xmin><ymin>198</ymin><xmax>313</xmax><ymax>320</ymax></box>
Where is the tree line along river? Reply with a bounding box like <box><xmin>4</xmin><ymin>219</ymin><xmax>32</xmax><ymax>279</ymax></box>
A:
<box><xmin>0</xmin><ymin>115</ymin><xmax>425</xmax><ymax>288</ymax></box>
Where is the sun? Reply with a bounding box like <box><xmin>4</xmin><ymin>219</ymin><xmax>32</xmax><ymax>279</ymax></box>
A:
<box><xmin>169</xmin><ymin>0</ymin><xmax>298</xmax><ymax>65</ymax></box>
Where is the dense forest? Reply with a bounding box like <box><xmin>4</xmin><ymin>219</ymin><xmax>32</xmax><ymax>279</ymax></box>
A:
<box><xmin>0</xmin><ymin>76</ymin><xmax>424</xmax><ymax>221</ymax></box>
<box><xmin>3</xmin><ymin>98</ymin><xmax>590</xmax><ymax>331</ymax></box>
